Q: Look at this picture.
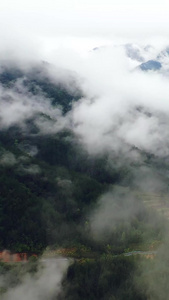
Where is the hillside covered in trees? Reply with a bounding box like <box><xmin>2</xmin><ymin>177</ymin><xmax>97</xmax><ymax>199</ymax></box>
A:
<box><xmin>0</xmin><ymin>62</ymin><xmax>167</xmax><ymax>252</ymax></box>
<box><xmin>0</xmin><ymin>62</ymin><xmax>169</xmax><ymax>299</ymax></box>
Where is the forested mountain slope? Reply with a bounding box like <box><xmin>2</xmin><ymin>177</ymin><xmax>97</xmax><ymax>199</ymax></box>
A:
<box><xmin>0</xmin><ymin>62</ymin><xmax>168</xmax><ymax>256</ymax></box>
<box><xmin>0</xmin><ymin>63</ymin><xmax>127</xmax><ymax>253</ymax></box>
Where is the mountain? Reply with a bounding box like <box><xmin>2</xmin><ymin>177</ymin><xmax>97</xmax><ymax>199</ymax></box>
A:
<box><xmin>93</xmin><ymin>43</ymin><xmax>169</xmax><ymax>73</ymax></box>
<box><xmin>1</xmin><ymin>58</ymin><xmax>169</xmax><ymax>300</ymax></box>
<box><xmin>0</xmin><ymin>63</ymin><xmax>127</xmax><ymax>253</ymax></box>
<box><xmin>139</xmin><ymin>60</ymin><xmax>162</xmax><ymax>71</ymax></box>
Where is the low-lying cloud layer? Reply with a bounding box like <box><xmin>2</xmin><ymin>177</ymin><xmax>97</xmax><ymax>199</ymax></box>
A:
<box><xmin>65</xmin><ymin>45</ymin><xmax>169</xmax><ymax>157</ymax></box>
<box><xmin>1</xmin><ymin>44</ymin><xmax>169</xmax><ymax>160</ymax></box>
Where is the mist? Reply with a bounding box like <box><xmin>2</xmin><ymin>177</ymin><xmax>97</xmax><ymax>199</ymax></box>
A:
<box><xmin>1</xmin><ymin>1</ymin><xmax>169</xmax><ymax>299</ymax></box>
<box><xmin>2</xmin><ymin>43</ymin><xmax>169</xmax><ymax>159</ymax></box>
<box><xmin>1</xmin><ymin>259</ymin><xmax>69</xmax><ymax>300</ymax></box>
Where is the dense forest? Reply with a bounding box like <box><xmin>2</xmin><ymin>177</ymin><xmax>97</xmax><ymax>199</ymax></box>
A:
<box><xmin>0</xmin><ymin>63</ymin><xmax>169</xmax><ymax>299</ymax></box>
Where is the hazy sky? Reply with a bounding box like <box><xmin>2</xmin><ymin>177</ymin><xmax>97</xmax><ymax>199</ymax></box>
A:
<box><xmin>0</xmin><ymin>0</ymin><xmax>169</xmax><ymax>55</ymax></box>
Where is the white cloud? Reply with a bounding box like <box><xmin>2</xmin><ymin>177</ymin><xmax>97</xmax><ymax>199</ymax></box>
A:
<box><xmin>2</xmin><ymin>259</ymin><xmax>69</xmax><ymax>300</ymax></box>
<box><xmin>0</xmin><ymin>0</ymin><xmax>169</xmax><ymax>159</ymax></box>
<box><xmin>1</xmin><ymin>43</ymin><xmax>169</xmax><ymax>158</ymax></box>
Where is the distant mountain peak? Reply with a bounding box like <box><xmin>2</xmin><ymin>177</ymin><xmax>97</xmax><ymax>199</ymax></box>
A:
<box><xmin>139</xmin><ymin>60</ymin><xmax>162</xmax><ymax>71</ymax></box>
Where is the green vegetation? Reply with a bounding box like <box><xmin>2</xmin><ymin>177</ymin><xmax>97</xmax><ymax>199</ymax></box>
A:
<box><xmin>0</xmin><ymin>64</ymin><xmax>169</xmax><ymax>299</ymax></box>
<box><xmin>59</xmin><ymin>255</ymin><xmax>145</xmax><ymax>300</ymax></box>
